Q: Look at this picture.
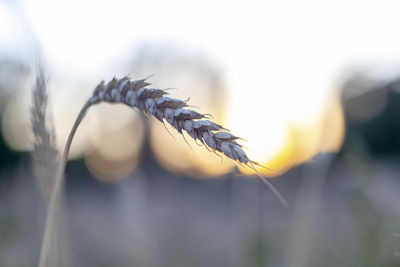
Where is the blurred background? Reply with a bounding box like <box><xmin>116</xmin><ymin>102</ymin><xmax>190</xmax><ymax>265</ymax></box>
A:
<box><xmin>1</xmin><ymin>0</ymin><xmax>400</xmax><ymax>266</ymax></box>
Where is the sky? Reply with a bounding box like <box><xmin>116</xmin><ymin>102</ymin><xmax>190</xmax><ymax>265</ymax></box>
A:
<box><xmin>2</xmin><ymin>0</ymin><xmax>400</xmax><ymax>177</ymax></box>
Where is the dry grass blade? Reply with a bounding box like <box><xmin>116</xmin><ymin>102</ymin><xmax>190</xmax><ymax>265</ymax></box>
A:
<box><xmin>251</xmin><ymin>166</ymin><xmax>288</xmax><ymax>209</ymax></box>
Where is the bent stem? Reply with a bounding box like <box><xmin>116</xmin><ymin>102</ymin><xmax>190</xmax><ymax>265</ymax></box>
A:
<box><xmin>38</xmin><ymin>79</ymin><xmax>289</xmax><ymax>266</ymax></box>
<box><xmin>39</xmin><ymin>101</ymin><xmax>92</xmax><ymax>267</ymax></box>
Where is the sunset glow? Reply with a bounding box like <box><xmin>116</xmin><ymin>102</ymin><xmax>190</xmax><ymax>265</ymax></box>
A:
<box><xmin>2</xmin><ymin>0</ymin><xmax>400</xmax><ymax>180</ymax></box>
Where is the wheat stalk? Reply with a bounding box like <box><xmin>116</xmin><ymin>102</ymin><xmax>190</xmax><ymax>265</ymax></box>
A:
<box><xmin>32</xmin><ymin>68</ymin><xmax>71</xmax><ymax>267</ymax></box>
<box><xmin>39</xmin><ymin>76</ymin><xmax>287</xmax><ymax>267</ymax></box>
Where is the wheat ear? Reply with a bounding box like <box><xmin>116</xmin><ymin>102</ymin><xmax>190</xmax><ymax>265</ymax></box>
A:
<box><xmin>31</xmin><ymin>68</ymin><xmax>59</xmax><ymax>200</ymax></box>
<box><xmin>39</xmin><ymin>76</ymin><xmax>287</xmax><ymax>267</ymax></box>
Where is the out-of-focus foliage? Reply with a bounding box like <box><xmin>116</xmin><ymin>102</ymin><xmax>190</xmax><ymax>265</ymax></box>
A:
<box><xmin>0</xmin><ymin>59</ymin><xmax>29</xmax><ymax>172</ymax></box>
<box><xmin>342</xmin><ymin>75</ymin><xmax>400</xmax><ymax>156</ymax></box>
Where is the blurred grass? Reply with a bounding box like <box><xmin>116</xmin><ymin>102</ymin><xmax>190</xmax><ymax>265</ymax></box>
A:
<box><xmin>0</xmin><ymin>58</ymin><xmax>400</xmax><ymax>267</ymax></box>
